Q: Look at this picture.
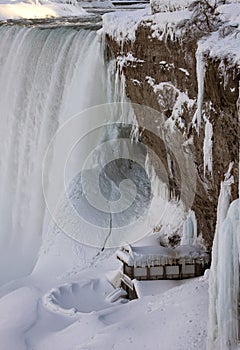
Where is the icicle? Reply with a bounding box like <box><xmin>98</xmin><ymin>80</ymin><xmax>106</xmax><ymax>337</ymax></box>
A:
<box><xmin>145</xmin><ymin>153</ymin><xmax>169</xmax><ymax>200</ymax></box>
<box><xmin>192</xmin><ymin>47</ymin><xmax>206</xmax><ymax>131</ymax></box>
<box><xmin>203</xmin><ymin>118</ymin><xmax>213</xmax><ymax>176</ymax></box>
<box><xmin>181</xmin><ymin>210</ymin><xmax>198</xmax><ymax>246</ymax></box>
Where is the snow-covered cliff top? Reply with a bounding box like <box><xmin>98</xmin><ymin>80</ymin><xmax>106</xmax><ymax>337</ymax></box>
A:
<box><xmin>199</xmin><ymin>4</ymin><xmax>240</xmax><ymax>64</ymax></box>
<box><xmin>103</xmin><ymin>2</ymin><xmax>240</xmax><ymax>64</ymax></box>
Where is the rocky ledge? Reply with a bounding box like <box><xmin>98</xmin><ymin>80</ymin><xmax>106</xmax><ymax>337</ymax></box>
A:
<box><xmin>103</xmin><ymin>3</ymin><xmax>239</xmax><ymax>249</ymax></box>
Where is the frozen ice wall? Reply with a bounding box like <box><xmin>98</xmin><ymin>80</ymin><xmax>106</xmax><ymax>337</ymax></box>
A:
<box><xmin>208</xmin><ymin>166</ymin><xmax>240</xmax><ymax>350</ymax></box>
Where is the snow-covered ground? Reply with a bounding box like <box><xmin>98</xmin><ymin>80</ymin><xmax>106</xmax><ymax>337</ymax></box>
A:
<box><xmin>0</xmin><ymin>253</ymin><xmax>210</xmax><ymax>350</ymax></box>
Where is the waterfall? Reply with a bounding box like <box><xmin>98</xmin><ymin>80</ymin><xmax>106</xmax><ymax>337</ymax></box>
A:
<box><xmin>0</xmin><ymin>23</ymin><xmax>155</xmax><ymax>285</ymax></box>
<box><xmin>0</xmin><ymin>25</ymin><xmax>116</xmax><ymax>284</ymax></box>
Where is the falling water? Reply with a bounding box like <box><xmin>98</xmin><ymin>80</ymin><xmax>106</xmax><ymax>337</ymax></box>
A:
<box><xmin>0</xmin><ymin>24</ymin><xmax>117</xmax><ymax>284</ymax></box>
<box><xmin>0</xmin><ymin>22</ymin><xmax>154</xmax><ymax>285</ymax></box>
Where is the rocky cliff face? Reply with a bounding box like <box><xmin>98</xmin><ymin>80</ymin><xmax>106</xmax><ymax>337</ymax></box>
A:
<box><xmin>105</xmin><ymin>16</ymin><xmax>239</xmax><ymax>250</ymax></box>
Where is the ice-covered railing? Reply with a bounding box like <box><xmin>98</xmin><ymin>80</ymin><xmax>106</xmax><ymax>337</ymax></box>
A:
<box><xmin>117</xmin><ymin>242</ymin><xmax>210</xmax><ymax>267</ymax></box>
<box><xmin>207</xmin><ymin>163</ymin><xmax>240</xmax><ymax>350</ymax></box>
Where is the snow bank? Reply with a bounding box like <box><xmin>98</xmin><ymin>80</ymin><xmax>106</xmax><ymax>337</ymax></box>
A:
<box><xmin>0</xmin><ymin>287</ymin><xmax>39</xmax><ymax>350</ymax></box>
<box><xmin>37</xmin><ymin>276</ymin><xmax>209</xmax><ymax>350</ymax></box>
<box><xmin>133</xmin><ymin>278</ymin><xmax>186</xmax><ymax>297</ymax></box>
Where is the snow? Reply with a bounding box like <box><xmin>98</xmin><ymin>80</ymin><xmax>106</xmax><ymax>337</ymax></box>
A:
<box><xmin>196</xmin><ymin>4</ymin><xmax>240</xmax><ymax>65</ymax></box>
<box><xmin>0</xmin><ymin>263</ymin><xmax>210</xmax><ymax>350</ymax></box>
<box><xmin>102</xmin><ymin>1</ymin><xmax>240</xmax><ymax>68</ymax></box>
<box><xmin>117</xmin><ymin>243</ymin><xmax>209</xmax><ymax>267</ymax></box>
<box><xmin>0</xmin><ymin>287</ymin><xmax>39</xmax><ymax>350</ymax></box>
<box><xmin>105</xmin><ymin>287</ymin><xmax>128</xmax><ymax>303</ymax></box>
<box><xmin>102</xmin><ymin>5</ymin><xmax>191</xmax><ymax>44</ymax></box>
<box><xmin>0</xmin><ymin>0</ymin><xmax>88</xmax><ymax>20</ymax></box>
<box><xmin>146</xmin><ymin>9</ymin><xmax>191</xmax><ymax>41</ymax></box>
<box><xmin>179</xmin><ymin>67</ymin><xmax>190</xmax><ymax>76</ymax></box>
<box><xmin>146</xmin><ymin>77</ymin><xmax>195</xmax><ymax>129</ymax></box>
<box><xmin>151</xmin><ymin>0</ymin><xmax>192</xmax><ymax>13</ymax></box>
<box><xmin>133</xmin><ymin>278</ymin><xmax>188</xmax><ymax>298</ymax></box>
<box><xmin>102</xmin><ymin>7</ymin><xmax>150</xmax><ymax>44</ymax></box>
<box><xmin>43</xmin><ymin>277</ymin><xmax>126</xmax><ymax>315</ymax></box>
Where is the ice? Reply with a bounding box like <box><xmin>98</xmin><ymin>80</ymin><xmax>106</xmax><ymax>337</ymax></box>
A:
<box><xmin>192</xmin><ymin>47</ymin><xmax>206</xmax><ymax>131</ymax></box>
<box><xmin>146</xmin><ymin>77</ymin><xmax>195</xmax><ymax>129</ymax></box>
<box><xmin>181</xmin><ymin>210</ymin><xmax>197</xmax><ymax>246</ymax></box>
<box><xmin>145</xmin><ymin>152</ymin><xmax>170</xmax><ymax>200</ymax></box>
<box><xmin>203</xmin><ymin>118</ymin><xmax>213</xmax><ymax>176</ymax></box>
<box><xmin>207</xmin><ymin>165</ymin><xmax>239</xmax><ymax>349</ymax></box>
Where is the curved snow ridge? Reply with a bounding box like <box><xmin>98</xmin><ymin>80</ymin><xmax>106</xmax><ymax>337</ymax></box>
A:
<box><xmin>43</xmin><ymin>285</ymin><xmax>77</xmax><ymax>317</ymax></box>
<box><xmin>43</xmin><ymin>277</ymin><xmax>123</xmax><ymax>316</ymax></box>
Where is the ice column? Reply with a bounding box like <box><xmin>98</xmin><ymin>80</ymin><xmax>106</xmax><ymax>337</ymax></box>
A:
<box><xmin>207</xmin><ymin>163</ymin><xmax>239</xmax><ymax>350</ymax></box>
